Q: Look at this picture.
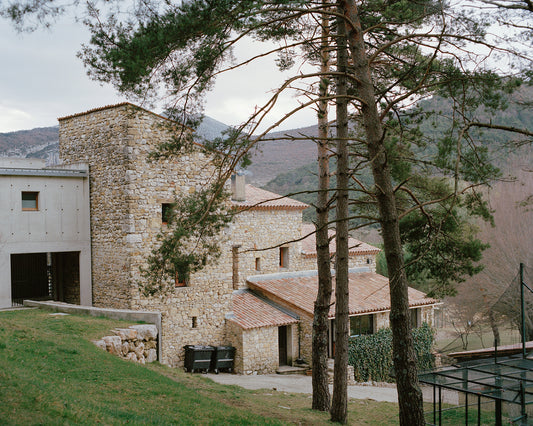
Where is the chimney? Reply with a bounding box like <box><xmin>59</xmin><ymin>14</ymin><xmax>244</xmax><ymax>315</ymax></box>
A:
<box><xmin>231</xmin><ymin>172</ymin><xmax>246</xmax><ymax>202</ymax></box>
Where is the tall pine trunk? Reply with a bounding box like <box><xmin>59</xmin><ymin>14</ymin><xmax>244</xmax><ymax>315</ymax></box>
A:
<box><xmin>312</xmin><ymin>2</ymin><xmax>333</xmax><ymax>412</ymax></box>
<box><xmin>330</xmin><ymin>5</ymin><xmax>350</xmax><ymax>423</ymax></box>
<box><xmin>340</xmin><ymin>1</ymin><xmax>425</xmax><ymax>424</ymax></box>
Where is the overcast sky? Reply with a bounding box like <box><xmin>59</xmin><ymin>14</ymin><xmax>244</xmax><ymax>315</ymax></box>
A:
<box><xmin>0</xmin><ymin>16</ymin><xmax>316</xmax><ymax>133</ymax></box>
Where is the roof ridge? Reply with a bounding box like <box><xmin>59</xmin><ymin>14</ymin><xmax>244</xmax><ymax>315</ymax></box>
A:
<box><xmin>57</xmin><ymin>103</ymin><xmax>193</xmax><ymax>133</ymax></box>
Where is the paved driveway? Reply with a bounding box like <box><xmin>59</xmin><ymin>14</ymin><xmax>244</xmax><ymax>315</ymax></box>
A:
<box><xmin>207</xmin><ymin>373</ymin><xmax>399</xmax><ymax>402</ymax></box>
<box><xmin>206</xmin><ymin>373</ymin><xmax>458</xmax><ymax>404</ymax></box>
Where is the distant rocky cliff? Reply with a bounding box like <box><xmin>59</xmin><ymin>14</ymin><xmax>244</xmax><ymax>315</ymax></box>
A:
<box><xmin>0</xmin><ymin>126</ymin><xmax>60</xmax><ymax>164</ymax></box>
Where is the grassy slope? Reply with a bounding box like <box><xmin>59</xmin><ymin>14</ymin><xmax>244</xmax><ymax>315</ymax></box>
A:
<box><xmin>0</xmin><ymin>309</ymin><xmax>401</xmax><ymax>425</ymax></box>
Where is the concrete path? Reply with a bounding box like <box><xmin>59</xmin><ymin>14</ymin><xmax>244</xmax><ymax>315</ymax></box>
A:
<box><xmin>207</xmin><ymin>373</ymin><xmax>399</xmax><ymax>402</ymax></box>
<box><xmin>206</xmin><ymin>373</ymin><xmax>458</xmax><ymax>404</ymax></box>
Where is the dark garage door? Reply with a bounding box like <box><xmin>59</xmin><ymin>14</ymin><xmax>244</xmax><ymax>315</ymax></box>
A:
<box><xmin>11</xmin><ymin>253</ymin><xmax>49</xmax><ymax>306</ymax></box>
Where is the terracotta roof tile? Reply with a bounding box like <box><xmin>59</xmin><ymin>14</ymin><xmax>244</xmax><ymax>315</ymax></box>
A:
<box><xmin>232</xmin><ymin>185</ymin><xmax>308</xmax><ymax>211</ymax></box>
<box><xmin>230</xmin><ymin>290</ymin><xmax>299</xmax><ymax>329</ymax></box>
<box><xmin>247</xmin><ymin>271</ymin><xmax>438</xmax><ymax>318</ymax></box>
<box><xmin>300</xmin><ymin>223</ymin><xmax>381</xmax><ymax>257</ymax></box>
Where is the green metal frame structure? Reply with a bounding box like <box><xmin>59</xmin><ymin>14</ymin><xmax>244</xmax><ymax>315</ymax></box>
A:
<box><xmin>420</xmin><ymin>264</ymin><xmax>533</xmax><ymax>425</ymax></box>
<box><xmin>419</xmin><ymin>357</ymin><xmax>533</xmax><ymax>425</ymax></box>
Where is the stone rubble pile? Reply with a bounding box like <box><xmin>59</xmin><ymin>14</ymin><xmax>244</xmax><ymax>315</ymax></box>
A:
<box><xmin>94</xmin><ymin>324</ymin><xmax>158</xmax><ymax>364</ymax></box>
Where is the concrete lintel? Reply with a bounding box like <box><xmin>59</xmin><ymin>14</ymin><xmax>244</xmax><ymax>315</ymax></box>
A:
<box><xmin>0</xmin><ymin>168</ymin><xmax>88</xmax><ymax>178</ymax></box>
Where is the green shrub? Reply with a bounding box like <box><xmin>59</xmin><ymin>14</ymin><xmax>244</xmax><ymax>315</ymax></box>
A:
<box><xmin>348</xmin><ymin>322</ymin><xmax>435</xmax><ymax>382</ymax></box>
<box><xmin>412</xmin><ymin>322</ymin><xmax>436</xmax><ymax>372</ymax></box>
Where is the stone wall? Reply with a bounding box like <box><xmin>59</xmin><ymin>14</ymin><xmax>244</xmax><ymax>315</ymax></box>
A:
<box><xmin>298</xmin><ymin>314</ymin><xmax>314</xmax><ymax>364</ymax></box>
<box><xmin>229</xmin><ymin>209</ymin><xmax>305</xmax><ymax>289</ymax></box>
<box><xmin>297</xmin><ymin>253</ymin><xmax>378</xmax><ymax>273</ymax></box>
<box><xmin>225</xmin><ymin>320</ymin><xmax>244</xmax><ymax>373</ymax></box>
<box><xmin>241</xmin><ymin>326</ymin><xmax>279</xmax><ymax>374</ymax></box>
<box><xmin>94</xmin><ymin>324</ymin><xmax>158</xmax><ymax>364</ymax></box>
<box><xmin>59</xmin><ymin>104</ymin><xmax>234</xmax><ymax>367</ymax></box>
<box><xmin>225</xmin><ymin>320</ymin><xmax>279</xmax><ymax>375</ymax></box>
<box><xmin>60</xmin><ymin>106</ymin><xmax>138</xmax><ymax>309</ymax></box>
<box><xmin>374</xmin><ymin>311</ymin><xmax>389</xmax><ymax>331</ymax></box>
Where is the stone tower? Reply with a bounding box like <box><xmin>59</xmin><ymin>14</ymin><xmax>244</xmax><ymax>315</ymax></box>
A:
<box><xmin>59</xmin><ymin>103</ymin><xmax>233</xmax><ymax>365</ymax></box>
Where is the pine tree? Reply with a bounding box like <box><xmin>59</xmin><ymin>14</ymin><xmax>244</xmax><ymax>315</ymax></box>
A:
<box><xmin>3</xmin><ymin>1</ymin><xmax>532</xmax><ymax>423</ymax></box>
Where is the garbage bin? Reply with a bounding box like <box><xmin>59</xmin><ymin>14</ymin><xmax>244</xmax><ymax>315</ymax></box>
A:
<box><xmin>184</xmin><ymin>345</ymin><xmax>215</xmax><ymax>373</ymax></box>
<box><xmin>211</xmin><ymin>346</ymin><xmax>235</xmax><ymax>374</ymax></box>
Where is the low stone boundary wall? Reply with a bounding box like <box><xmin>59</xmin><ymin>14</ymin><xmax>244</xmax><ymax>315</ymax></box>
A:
<box><xmin>23</xmin><ymin>300</ymin><xmax>162</xmax><ymax>360</ymax></box>
<box><xmin>94</xmin><ymin>324</ymin><xmax>158</xmax><ymax>364</ymax></box>
<box><xmin>327</xmin><ymin>359</ymin><xmax>356</xmax><ymax>385</ymax></box>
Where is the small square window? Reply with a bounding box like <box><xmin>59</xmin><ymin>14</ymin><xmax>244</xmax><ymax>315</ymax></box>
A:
<box><xmin>255</xmin><ymin>257</ymin><xmax>261</xmax><ymax>271</ymax></box>
<box><xmin>279</xmin><ymin>247</ymin><xmax>289</xmax><ymax>269</ymax></box>
<box><xmin>22</xmin><ymin>192</ymin><xmax>39</xmax><ymax>211</ymax></box>
<box><xmin>162</xmin><ymin>203</ymin><xmax>173</xmax><ymax>224</ymax></box>
<box><xmin>175</xmin><ymin>265</ymin><xmax>189</xmax><ymax>287</ymax></box>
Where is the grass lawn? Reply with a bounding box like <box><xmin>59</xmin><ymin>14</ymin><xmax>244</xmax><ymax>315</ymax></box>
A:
<box><xmin>0</xmin><ymin>309</ymin><xmax>402</xmax><ymax>425</ymax></box>
<box><xmin>435</xmin><ymin>322</ymin><xmax>522</xmax><ymax>354</ymax></box>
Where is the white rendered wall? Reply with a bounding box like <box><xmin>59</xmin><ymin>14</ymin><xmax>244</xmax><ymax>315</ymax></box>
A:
<box><xmin>0</xmin><ymin>159</ymin><xmax>91</xmax><ymax>308</ymax></box>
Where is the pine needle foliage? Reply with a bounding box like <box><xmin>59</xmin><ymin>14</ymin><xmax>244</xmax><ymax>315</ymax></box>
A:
<box><xmin>139</xmin><ymin>186</ymin><xmax>233</xmax><ymax>296</ymax></box>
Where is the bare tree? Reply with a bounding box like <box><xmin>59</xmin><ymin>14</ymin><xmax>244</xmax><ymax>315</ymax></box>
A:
<box><xmin>450</xmin><ymin>153</ymin><xmax>533</xmax><ymax>343</ymax></box>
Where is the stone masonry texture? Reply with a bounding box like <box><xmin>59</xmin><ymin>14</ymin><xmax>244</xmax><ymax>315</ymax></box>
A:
<box><xmin>59</xmin><ymin>103</ymin><xmax>429</xmax><ymax>372</ymax></box>
<box><xmin>59</xmin><ymin>104</ymin><xmax>311</xmax><ymax>368</ymax></box>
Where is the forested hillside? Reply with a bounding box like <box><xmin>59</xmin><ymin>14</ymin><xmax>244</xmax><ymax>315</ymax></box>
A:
<box><xmin>264</xmin><ymin>85</ymin><xmax>533</xmax><ymax>217</ymax></box>
<box><xmin>245</xmin><ymin>124</ymin><xmax>319</xmax><ymax>185</ymax></box>
<box><xmin>2</xmin><ymin>86</ymin><xmax>531</xmax><ymax>188</ymax></box>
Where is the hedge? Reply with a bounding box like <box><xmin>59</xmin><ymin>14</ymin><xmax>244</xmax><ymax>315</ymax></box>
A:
<box><xmin>348</xmin><ymin>322</ymin><xmax>435</xmax><ymax>383</ymax></box>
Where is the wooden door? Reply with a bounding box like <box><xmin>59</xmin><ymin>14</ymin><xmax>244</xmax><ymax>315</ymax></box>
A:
<box><xmin>278</xmin><ymin>325</ymin><xmax>288</xmax><ymax>366</ymax></box>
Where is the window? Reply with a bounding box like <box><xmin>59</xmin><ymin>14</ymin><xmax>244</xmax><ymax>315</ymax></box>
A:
<box><xmin>174</xmin><ymin>265</ymin><xmax>189</xmax><ymax>287</ymax></box>
<box><xmin>350</xmin><ymin>314</ymin><xmax>374</xmax><ymax>337</ymax></box>
<box><xmin>279</xmin><ymin>247</ymin><xmax>289</xmax><ymax>269</ymax></box>
<box><xmin>191</xmin><ymin>317</ymin><xmax>198</xmax><ymax>328</ymax></box>
<box><xmin>410</xmin><ymin>308</ymin><xmax>420</xmax><ymax>328</ymax></box>
<box><xmin>162</xmin><ymin>203</ymin><xmax>173</xmax><ymax>225</ymax></box>
<box><xmin>255</xmin><ymin>257</ymin><xmax>261</xmax><ymax>271</ymax></box>
<box><xmin>22</xmin><ymin>191</ymin><xmax>39</xmax><ymax>211</ymax></box>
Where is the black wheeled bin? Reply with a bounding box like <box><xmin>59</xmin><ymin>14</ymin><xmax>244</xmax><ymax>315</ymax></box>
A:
<box><xmin>211</xmin><ymin>346</ymin><xmax>235</xmax><ymax>374</ymax></box>
<box><xmin>184</xmin><ymin>345</ymin><xmax>215</xmax><ymax>373</ymax></box>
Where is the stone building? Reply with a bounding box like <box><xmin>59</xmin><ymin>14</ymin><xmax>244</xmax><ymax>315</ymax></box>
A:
<box><xmin>57</xmin><ymin>103</ymin><xmax>314</xmax><ymax>368</ymax></box>
<box><xmin>243</xmin><ymin>270</ymin><xmax>437</xmax><ymax>369</ymax></box>
<box><xmin>50</xmin><ymin>102</ymin><xmax>437</xmax><ymax>373</ymax></box>
<box><xmin>59</xmin><ymin>103</ymin><xmax>233</xmax><ymax>366</ymax></box>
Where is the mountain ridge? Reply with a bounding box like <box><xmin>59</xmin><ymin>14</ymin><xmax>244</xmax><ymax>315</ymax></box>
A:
<box><xmin>0</xmin><ymin>117</ymin><xmax>318</xmax><ymax>185</ymax></box>
<box><xmin>2</xmin><ymin>86</ymin><xmax>532</xmax><ymax>187</ymax></box>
